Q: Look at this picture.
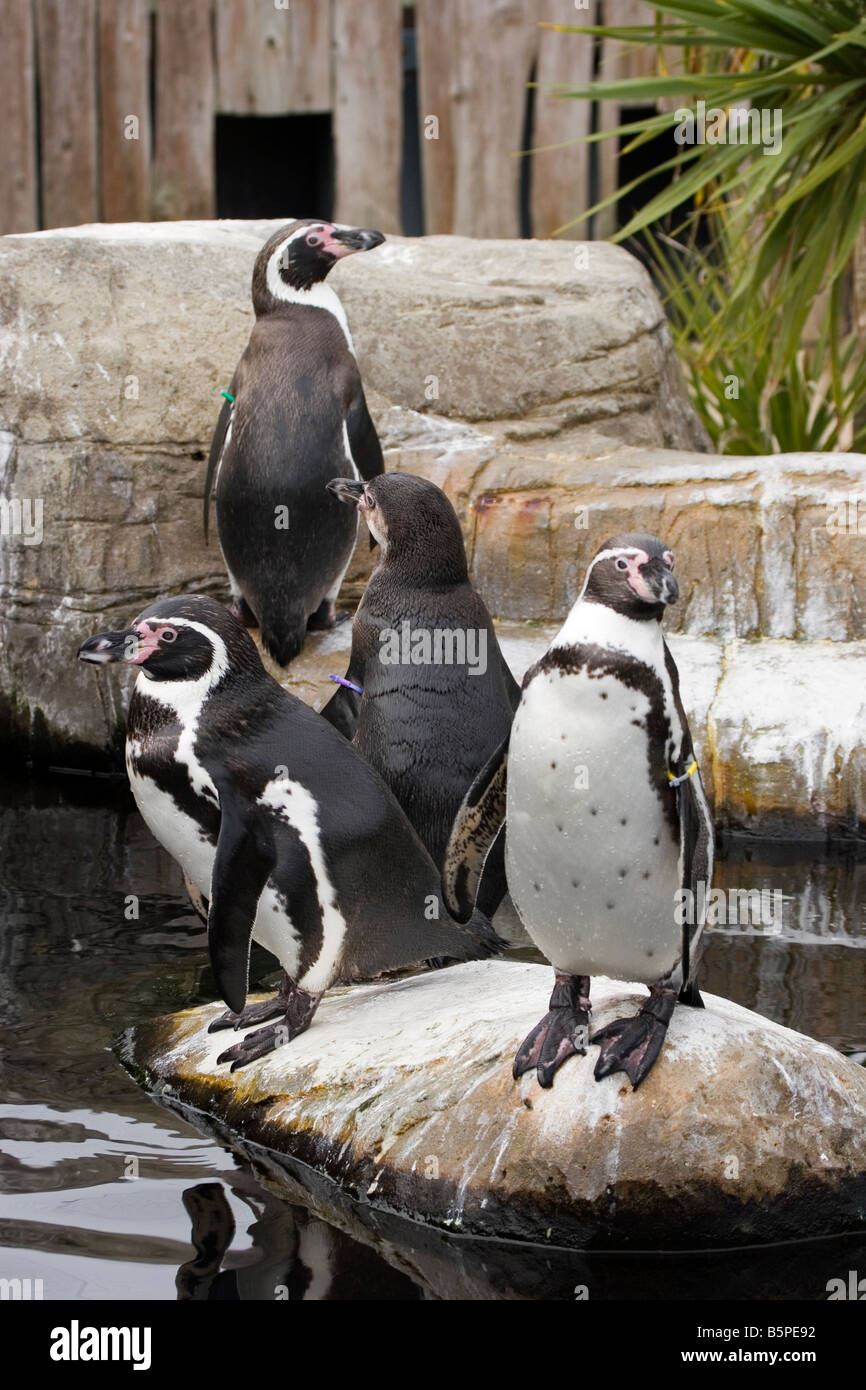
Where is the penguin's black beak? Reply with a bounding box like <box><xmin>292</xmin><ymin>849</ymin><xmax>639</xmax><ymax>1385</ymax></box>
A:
<box><xmin>644</xmin><ymin>562</ymin><xmax>679</xmax><ymax>606</ymax></box>
<box><xmin>327</xmin><ymin>478</ymin><xmax>365</xmax><ymax>506</ymax></box>
<box><xmin>78</xmin><ymin>629</ymin><xmax>138</xmax><ymax>665</ymax></box>
<box><xmin>330</xmin><ymin>227</ymin><xmax>385</xmax><ymax>254</ymax></box>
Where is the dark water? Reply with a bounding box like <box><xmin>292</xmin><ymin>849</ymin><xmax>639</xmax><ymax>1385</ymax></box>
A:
<box><xmin>1</xmin><ymin>773</ymin><xmax>865</xmax><ymax>1301</ymax></box>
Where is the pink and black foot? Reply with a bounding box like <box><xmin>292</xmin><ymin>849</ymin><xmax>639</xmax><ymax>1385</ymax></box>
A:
<box><xmin>210</xmin><ymin>974</ymin><xmax>322</xmax><ymax>1072</ymax></box>
<box><xmin>593</xmin><ymin>983</ymin><xmax>677</xmax><ymax>1089</ymax></box>
<box><xmin>513</xmin><ymin>973</ymin><xmax>591</xmax><ymax>1088</ymax></box>
<box><xmin>228</xmin><ymin>594</ymin><xmax>258</xmax><ymax>628</ymax></box>
<box><xmin>307</xmin><ymin>597</ymin><xmax>351</xmax><ymax>631</ymax></box>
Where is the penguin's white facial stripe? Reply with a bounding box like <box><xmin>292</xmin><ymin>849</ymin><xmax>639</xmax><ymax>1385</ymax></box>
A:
<box><xmin>136</xmin><ymin>618</ymin><xmax>229</xmax><ymax>690</ymax></box>
<box><xmin>258</xmin><ymin>778</ymin><xmax>347</xmax><ymax>993</ymax></box>
<box><xmin>136</xmin><ymin>619</ymin><xmax>230</xmax><ymax>805</ymax></box>
<box><xmin>265</xmin><ymin>239</ymin><xmax>356</xmax><ymax>354</ymax></box>
<box><xmin>579</xmin><ymin>547</ymin><xmax>648</xmax><ymax>600</ymax></box>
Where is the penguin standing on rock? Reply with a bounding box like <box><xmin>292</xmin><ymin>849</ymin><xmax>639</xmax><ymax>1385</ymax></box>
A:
<box><xmin>78</xmin><ymin>595</ymin><xmax>503</xmax><ymax>1069</ymax></box>
<box><xmin>203</xmin><ymin>219</ymin><xmax>385</xmax><ymax>667</ymax></box>
<box><xmin>457</xmin><ymin>534</ymin><xmax>714</xmax><ymax>1089</ymax></box>
<box><xmin>323</xmin><ymin>472</ymin><xmax>520</xmax><ymax>917</ymax></box>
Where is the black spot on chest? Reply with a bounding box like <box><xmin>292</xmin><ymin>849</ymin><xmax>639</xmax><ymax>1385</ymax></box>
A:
<box><xmin>527</xmin><ymin>642</ymin><xmax>679</xmax><ymax>838</ymax></box>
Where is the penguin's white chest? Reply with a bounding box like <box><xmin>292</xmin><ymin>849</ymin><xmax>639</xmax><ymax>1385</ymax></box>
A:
<box><xmin>126</xmin><ymin>743</ymin><xmax>302</xmax><ymax>980</ymax></box>
<box><xmin>127</xmin><ymin>752</ymin><xmax>216</xmax><ymax>894</ymax></box>
<box><xmin>506</xmin><ymin>667</ymin><xmax>681</xmax><ymax>983</ymax></box>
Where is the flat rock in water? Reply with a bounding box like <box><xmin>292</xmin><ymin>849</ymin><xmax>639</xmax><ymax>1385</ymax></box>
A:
<box><xmin>118</xmin><ymin>960</ymin><xmax>866</xmax><ymax>1249</ymax></box>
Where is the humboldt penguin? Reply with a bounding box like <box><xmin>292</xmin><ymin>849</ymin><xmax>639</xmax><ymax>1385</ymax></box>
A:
<box><xmin>203</xmin><ymin>219</ymin><xmax>385</xmax><ymax>666</ymax></box>
<box><xmin>451</xmin><ymin>534</ymin><xmax>714</xmax><ymax>1088</ymax></box>
<box><xmin>78</xmin><ymin>595</ymin><xmax>503</xmax><ymax>1069</ymax></box>
<box><xmin>323</xmin><ymin>472</ymin><xmax>520</xmax><ymax>918</ymax></box>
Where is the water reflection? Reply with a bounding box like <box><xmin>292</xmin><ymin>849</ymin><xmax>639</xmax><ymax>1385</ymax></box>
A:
<box><xmin>0</xmin><ymin>774</ymin><xmax>864</xmax><ymax>1299</ymax></box>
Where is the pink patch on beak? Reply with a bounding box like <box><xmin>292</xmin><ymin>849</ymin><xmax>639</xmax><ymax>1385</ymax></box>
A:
<box><xmin>126</xmin><ymin>622</ymin><xmax>164</xmax><ymax>664</ymax></box>
<box><xmin>318</xmin><ymin>226</ymin><xmax>353</xmax><ymax>259</ymax></box>
<box><xmin>625</xmin><ymin>550</ymin><xmax>655</xmax><ymax>601</ymax></box>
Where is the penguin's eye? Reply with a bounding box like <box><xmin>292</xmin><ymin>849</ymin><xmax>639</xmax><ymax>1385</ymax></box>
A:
<box><xmin>161</xmin><ymin>627</ymin><xmax>178</xmax><ymax>644</ymax></box>
<box><xmin>307</xmin><ymin>232</ymin><xmax>323</xmax><ymax>247</ymax></box>
<box><xmin>365</xmin><ymin>491</ymin><xmax>376</xmax><ymax>509</ymax></box>
<box><xmin>615</xmin><ymin>558</ymin><xmax>629</xmax><ymax>572</ymax></box>
<box><xmin>663</xmin><ymin>551</ymin><xmax>675</xmax><ymax>570</ymax></box>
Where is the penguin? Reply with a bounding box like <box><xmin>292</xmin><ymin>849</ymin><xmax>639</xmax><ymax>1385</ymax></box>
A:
<box><xmin>322</xmin><ymin>472</ymin><xmax>520</xmax><ymax>918</ymax></box>
<box><xmin>451</xmin><ymin>534</ymin><xmax>714</xmax><ymax>1089</ymax></box>
<box><xmin>78</xmin><ymin>595</ymin><xmax>504</xmax><ymax>1069</ymax></box>
<box><xmin>203</xmin><ymin>219</ymin><xmax>386</xmax><ymax>666</ymax></box>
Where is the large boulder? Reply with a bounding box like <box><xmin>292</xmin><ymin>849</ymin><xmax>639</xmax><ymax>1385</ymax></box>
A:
<box><xmin>119</xmin><ymin>959</ymin><xmax>866</xmax><ymax>1250</ymax></box>
<box><xmin>0</xmin><ymin>219</ymin><xmax>705</xmax><ymax>763</ymax></box>
<box><xmin>1</xmin><ymin>218</ymin><xmax>864</xmax><ymax>806</ymax></box>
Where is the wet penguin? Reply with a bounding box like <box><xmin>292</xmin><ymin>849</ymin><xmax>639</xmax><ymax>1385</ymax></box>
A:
<box><xmin>323</xmin><ymin>472</ymin><xmax>520</xmax><ymax>917</ymax></box>
<box><xmin>203</xmin><ymin>219</ymin><xmax>385</xmax><ymax>667</ymax></box>
<box><xmin>458</xmin><ymin>534</ymin><xmax>714</xmax><ymax>1088</ymax></box>
<box><xmin>78</xmin><ymin>595</ymin><xmax>503</xmax><ymax>1069</ymax></box>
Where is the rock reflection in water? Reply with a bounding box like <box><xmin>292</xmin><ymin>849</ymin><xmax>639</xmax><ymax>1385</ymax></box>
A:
<box><xmin>1</xmin><ymin>775</ymin><xmax>864</xmax><ymax>1300</ymax></box>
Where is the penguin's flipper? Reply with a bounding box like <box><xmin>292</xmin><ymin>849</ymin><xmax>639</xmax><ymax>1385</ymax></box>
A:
<box><xmin>663</xmin><ymin>643</ymin><xmax>715</xmax><ymax>1001</ymax></box>
<box><xmin>499</xmin><ymin>647</ymin><xmax>522</xmax><ymax>712</ymax></box>
<box><xmin>207</xmin><ymin>783</ymin><xmax>276</xmax><ymax>1015</ymax></box>
<box><xmin>203</xmin><ymin>362</ymin><xmax>245</xmax><ymax>542</ymax></box>
<box><xmin>345</xmin><ymin>385</ymin><xmax>384</xmax><ymax>482</ymax></box>
<box><xmin>320</xmin><ymin>680</ymin><xmax>362</xmax><ymax>740</ymax></box>
<box><xmin>320</xmin><ymin>633</ymin><xmax>366</xmax><ymax>740</ymax></box>
<box><xmin>442</xmin><ymin>734</ymin><xmax>509</xmax><ymax>920</ymax></box>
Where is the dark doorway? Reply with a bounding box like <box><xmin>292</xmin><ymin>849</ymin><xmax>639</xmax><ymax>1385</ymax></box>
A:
<box><xmin>215</xmin><ymin>113</ymin><xmax>335</xmax><ymax>220</ymax></box>
<box><xmin>401</xmin><ymin>6</ymin><xmax>423</xmax><ymax>235</ymax></box>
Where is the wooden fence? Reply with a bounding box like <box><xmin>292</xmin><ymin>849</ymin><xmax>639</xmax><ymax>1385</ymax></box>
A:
<box><xmin>0</xmin><ymin>0</ymin><xmax>664</xmax><ymax>239</ymax></box>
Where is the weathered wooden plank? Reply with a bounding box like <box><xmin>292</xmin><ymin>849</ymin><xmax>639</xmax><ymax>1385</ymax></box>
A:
<box><xmin>99</xmin><ymin>0</ymin><xmax>151</xmax><ymax>222</ymax></box>
<box><xmin>288</xmin><ymin>0</ymin><xmax>331</xmax><ymax>113</ymax></box>
<box><xmin>449</xmin><ymin>0</ymin><xmax>540</xmax><ymax>240</ymax></box>
<box><xmin>333</xmin><ymin>0</ymin><xmax>402</xmax><ymax>232</ymax></box>
<box><xmin>35</xmin><ymin>0</ymin><xmax>99</xmax><ymax>228</ymax></box>
<box><xmin>531</xmin><ymin>0</ymin><xmax>596</xmax><ymax>239</ymax></box>
<box><xmin>215</xmin><ymin>0</ymin><xmax>292</xmax><ymax>114</ymax></box>
<box><xmin>153</xmin><ymin>0</ymin><xmax>215</xmax><ymax>220</ymax></box>
<box><xmin>0</xmin><ymin>0</ymin><xmax>38</xmax><ymax>233</ymax></box>
<box><xmin>416</xmin><ymin>0</ymin><xmax>457</xmax><ymax>235</ymax></box>
<box><xmin>215</xmin><ymin>0</ymin><xmax>331</xmax><ymax>115</ymax></box>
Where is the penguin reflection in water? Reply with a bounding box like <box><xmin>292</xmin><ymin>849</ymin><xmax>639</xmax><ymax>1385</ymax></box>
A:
<box><xmin>460</xmin><ymin>534</ymin><xmax>714</xmax><ymax>1089</ymax></box>
<box><xmin>78</xmin><ymin>596</ymin><xmax>503</xmax><ymax>1069</ymax></box>
<box><xmin>323</xmin><ymin>472</ymin><xmax>520</xmax><ymax>917</ymax></box>
<box><xmin>203</xmin><ymin>219</ymin><xmax>385</xmax><ymax>667</ymax></box>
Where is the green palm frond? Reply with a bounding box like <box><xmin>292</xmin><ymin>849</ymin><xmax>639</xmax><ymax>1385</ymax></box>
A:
<box><xmin>551</xmin><ymin>0</ymin><xmax>866</xmax><ymax>452</ymax></box>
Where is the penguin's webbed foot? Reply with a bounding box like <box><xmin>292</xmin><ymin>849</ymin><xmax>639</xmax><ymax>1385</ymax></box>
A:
<box><xmin>215</xmin><ymin>983</ymin><xmax>322</xmax><ymax>1072</ymax></box>
<box><xmin>593</xmin><ymin>985</ymin><xmax>677</xmax><ymax>1089</ymax></box>
<box><xmin>307</xmin><ymin>598</ymin><xmax>348</xmax><ymax>631</ymax></box>
<box><xmin>513</xmin><ymin>973</ymin><xmax>591</xmax><ymax>1089</ymax></box>
<box><xmin>207</xmin><ymin>993</ymin><xmax>287</xmax><ymax>1034</ymax></box>
<box><xmin>228</xmin><ymin>595</ymin><xmax>258</xmax><ymax>628</ymax></box>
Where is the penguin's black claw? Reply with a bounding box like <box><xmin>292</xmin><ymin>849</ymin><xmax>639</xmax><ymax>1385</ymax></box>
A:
<box><xmin>216</xmin><ymin>1021</ymin><xmax>300</xmax><ymax>1071</ymax></box>
<box><xmin>592</xmin><ymin>987</ymin><xmax>677</xmax><ymax>1090</ymax></box>
<box><xmin>215</xmin><ymin>984</ymin><xmax>322</xmax><ymax>1069</ymax></box>
<box><xmin>513</xmin><ymin>1006</ymin><xmax>591</xmax><ymax>1088</ymax></box>
<box><xmin>207</xmin><ymin>995</ymin><xmax>287</xmax><ymax>1034</ymax></box>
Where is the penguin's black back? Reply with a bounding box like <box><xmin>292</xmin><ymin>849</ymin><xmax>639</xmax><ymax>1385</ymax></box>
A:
<box><xmin>325</xmin><ymin>474</ymin><xmax>519</xmax><ymax>868</ymax></box>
